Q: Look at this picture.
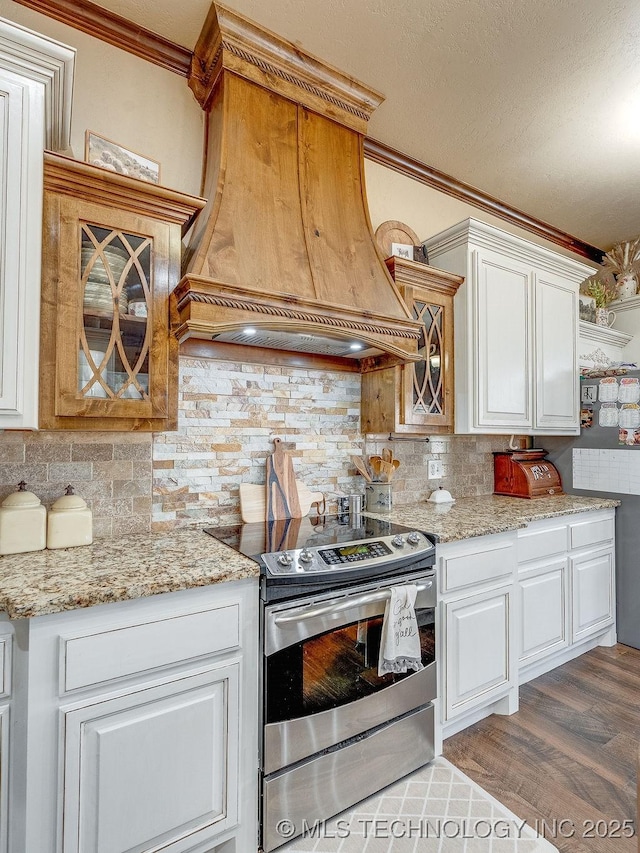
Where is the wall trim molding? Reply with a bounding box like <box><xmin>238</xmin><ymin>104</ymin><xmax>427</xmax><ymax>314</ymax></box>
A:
<box><xmin>363</xmin><ymin>138</ymin><xmax>604</xmax><ymax>264</ymax></box>
<box><xmin>12</xmin><ymin>0</ymin><xmax>192</xmax><ymax>76</ymax></box>
<box><xmin>15</xmin><ymin>0</ymin><xmax>605</xmax><ymax>263</ymax></box>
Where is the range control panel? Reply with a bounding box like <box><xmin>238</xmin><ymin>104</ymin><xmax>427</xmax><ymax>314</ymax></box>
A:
<box><xmin>262</xmin><ymin>530</ymin><xmax>432</xmax><ymax>577</ymax></box>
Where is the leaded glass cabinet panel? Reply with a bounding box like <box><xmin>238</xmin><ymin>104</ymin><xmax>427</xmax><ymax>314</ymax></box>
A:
<box><xmin>361</xmin><ymin>257</ymin><xmax>463</xmax><ymax>435</ymax></box>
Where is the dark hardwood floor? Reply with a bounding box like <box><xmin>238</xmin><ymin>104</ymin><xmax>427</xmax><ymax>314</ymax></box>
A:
<box><xmin>444</xmin><ymin>643</ymin><xmax>640</xmax><ymax>853</ymax></box>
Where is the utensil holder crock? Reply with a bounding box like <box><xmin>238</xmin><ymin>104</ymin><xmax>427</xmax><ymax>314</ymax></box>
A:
<box><xmin>365</xmin><ymin>482</ymin><xmax>392</xmax><ymax>512</ymax></box>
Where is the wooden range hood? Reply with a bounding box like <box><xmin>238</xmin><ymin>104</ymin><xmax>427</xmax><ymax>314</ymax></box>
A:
<box><xmin>173</xmin><ymin>3</ymin><xmax>421</xmax><ymax>371</ymax></box>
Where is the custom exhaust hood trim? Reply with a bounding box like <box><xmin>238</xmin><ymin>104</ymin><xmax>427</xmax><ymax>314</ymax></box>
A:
<box><xmin>173</xmin><ymin>2</ymin><xmax>422</xmax><ymax>372</ymax></box>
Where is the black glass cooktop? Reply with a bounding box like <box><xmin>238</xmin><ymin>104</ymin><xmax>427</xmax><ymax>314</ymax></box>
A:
<box><xmin>204</xmin><ymin>515</ymin><xmax>426</xmax><ymax>561</ymax></box>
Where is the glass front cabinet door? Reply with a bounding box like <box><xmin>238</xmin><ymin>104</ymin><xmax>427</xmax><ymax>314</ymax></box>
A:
<box><xmin>361</xmin><ymin>257</ymin><xmax>463</xmax><ymax>435</ymax></box>
<box><xmin>40</xmin><ymin>152</ymin><xmax>204</xmax><ymax>430</ymax></box>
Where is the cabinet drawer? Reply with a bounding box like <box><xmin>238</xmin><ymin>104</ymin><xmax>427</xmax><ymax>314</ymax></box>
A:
<box><xmin>569</xmin><ymin>516</ymin><xmax>614</xmax><ymax>551</ymax></box>
<box><xmin>62</xmin><ymin>605</ymin><xmax>239</xmax><ymax>692</ymax></box>
<box><xmin>517</xmin><ymin>525</ymin><xmax>567</xmax><ymax>565</ymax></box>
<box><xmin>441</xmin><ymin>542</ymin><xmax>514</xmax><ymax>593</ymax></box>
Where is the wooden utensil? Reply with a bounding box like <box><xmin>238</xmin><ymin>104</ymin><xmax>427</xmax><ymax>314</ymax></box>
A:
<box><xmin>382</xmin><ymin>448</ymin><xmax>393</xmax><ymax>464</ymax></box>
<box><xmin>369</xmin><ymin>456</ymin><xmax>383</xmax><ymax>477</ymax></box>
<box><xmin>379</xmin><ymin>460</ymin><xmax>395</xmax><ymax>481</ymax></box>
<box><xmin>265</xmin><ymin>438</ymin><xmax>302</xmax><ymax>521</ymax></box>
<box><xmin>351</xmin><ymin>455</ymin><xmax>372</xmax><ymax>482</ymax></box>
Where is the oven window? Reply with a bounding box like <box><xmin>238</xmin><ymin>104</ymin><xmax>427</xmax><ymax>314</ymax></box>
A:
<box><xmin>265</xmin><ymin>608</ymin><xmax>435</xmax><ymax>725</ymax></box>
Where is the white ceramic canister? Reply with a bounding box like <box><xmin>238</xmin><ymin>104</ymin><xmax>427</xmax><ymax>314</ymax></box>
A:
<box><xmin>46</xmin><ymin>485</ymin><xmax>93</xmax><ymax>549</ymax></box>
<box><xmin>0</xmin><ymin>482</ymin><xmax>47</xmax><ymax>556</ymax></box>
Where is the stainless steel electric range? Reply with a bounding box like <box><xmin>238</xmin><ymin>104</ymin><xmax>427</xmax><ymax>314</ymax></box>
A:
<box><xmin>205</xmin><ymin>514</ymin><xmax>437</xmax><ymax>852</ymax></box>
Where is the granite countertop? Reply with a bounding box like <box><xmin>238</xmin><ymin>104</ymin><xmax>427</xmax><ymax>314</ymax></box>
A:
<box><xmin>0</xmin><ymin>494</ymin><xmax>619</xmax><ymax>620</ymax></box>
<box><xmin>0</xmin><ymin>528</ymin><xmax>259</xmax><ymax>620</ymax></box>
<box><xmin>375</xmin><ymin>493</ymin><xmax>620</xmax><ymax>543</ymax></box>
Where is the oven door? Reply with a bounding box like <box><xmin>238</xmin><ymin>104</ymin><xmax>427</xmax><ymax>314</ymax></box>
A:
<box><xmin>263</xmin><ymin>569</ymin><xmax>436</xmax><ymax>775</ymax></box>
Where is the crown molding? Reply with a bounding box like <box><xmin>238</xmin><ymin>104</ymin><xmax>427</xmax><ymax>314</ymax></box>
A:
<box><xmin>189</xmin><ymin>2</ymin><xmax>382</xmax><ymax>132</ymax></box>
<box><xmin>11</xmin><ymin>0</ymin><xmax>192</xmax><ymax>75</ymax></box>
<box><xmin>0</xmin><ymin>17</ymin><xmax>75</xmax><ymax>150</ymax></box>
<box><xmin>364</xmin><ymin>138</ymin><xmax>605</xmax><ymax>265</ymax></box>
<box><xmin>424</xmin><ymin>217</ymin><xmax>597</xmax><ymax>283</ymax></box>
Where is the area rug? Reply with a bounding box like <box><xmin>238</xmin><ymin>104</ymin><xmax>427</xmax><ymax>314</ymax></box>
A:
<box><xmin>276</xmin><ymin>756</ymin><xmax>558</xmax><ymax>852</ymax></box>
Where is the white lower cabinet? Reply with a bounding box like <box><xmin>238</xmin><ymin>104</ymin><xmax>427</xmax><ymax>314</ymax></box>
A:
<box><xmin>518</xmin><ymin>560</ymin><xmax>569</xmax><ymax>664</ymax></box>
<box><xmin>8</xmin><ymin>578</ymin><xmax>258</xmax><ymax>853</ymax></box>
<box><xmin>516</xmin><ymin>509</ymin><xmax>615</xmax><ymax>685</ymax></box>
<box><xmin>439</xmin><ymin>508</ymin><xmax>617</xmax><ymax>743</ymax></box>
<box><xmin>571</xmin><ymin>548</ymin><xmax>615</xmax><ymax>643</ymax></box>
<box><xmin>438</xmin><ymin>532</ymin><xmax>518</xmax><ymax>739</ymax></box>
<box><xmin>444</xmin><ymin>586</ymin><xmax>511</xmax><ymax>718</ymax></box>
<box><xmin>62</xmin><ymin>665</ymin><xmax>239</xmax><ymax>853</ymax></box>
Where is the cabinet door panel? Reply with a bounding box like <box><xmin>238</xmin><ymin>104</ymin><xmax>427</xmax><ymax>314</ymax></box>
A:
<box><xmin>534</xmin><ymin>274</ymin><xmax>579</xmax><ymax>430</ymax></box>
<box><xmin>0</xmin><ymin>72</ymin><xmax>43</xmax><ymax>428</ymax></box>
<box><xmin>62</xmin><ymin>665</ymin><xmax>239</xmax><ymax>853</ymax></box>
<box><xmin>571</xmin><ymin>549</ymin><xmax>615</xmax><ymax>642</ymax></box>
<box><xmin>519</xmin><ymin>562</ymin><xmax>568</xmax><ymax>664</ymax></box>
<box><xmin>401</xmin><ymin>284</ymin><xmax>454</xmax><ymax>431</ymax></box>
<box><xmin>445</xmin><ymin>589</ymin><xmax>510</xmax><ymax>718</ymax></box>
<box><xmin>475</xmin><ymin>252</ymin><xmax>532</xmax><ymax>429</ymax></box>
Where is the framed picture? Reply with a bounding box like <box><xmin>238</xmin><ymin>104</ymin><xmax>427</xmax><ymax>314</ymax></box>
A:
<box><xmin>578</xmin><ymin>294</ymin><xmax>596</xmax><ymax>323</ymax></box>
<box><xmin>85</xmin><ymin>131</ymin><xmax>160</xmax><ymax>184</ymax></box>
<box><xmin>391</xmin><ymin>242</ymin><xmax>413</xmax><ymax>260</ymax></box>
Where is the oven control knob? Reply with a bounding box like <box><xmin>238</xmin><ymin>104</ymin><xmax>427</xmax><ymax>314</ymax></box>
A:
<box><xmin>299</xmin><ymin>549</ymin><xmax>314</xmax><ymax>563</ymax></box>
<box><xmin>277</xmin><ymin>552</ymin><xmax>294</xmax><ymax>566</ymax></box>
<box><xmin>391</xmin><ymin>535</ymin><xmax>405</xmax><ymax>547</ymax></box>
<box><xmin>407</xmin><ymin>532</ymin><xmax>421</xmax><ymax>545</ymax></box>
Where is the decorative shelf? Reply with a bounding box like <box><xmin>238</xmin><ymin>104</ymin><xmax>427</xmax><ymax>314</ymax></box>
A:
<box><xmin>578</xmin><ymin>320</ymin><xmax>632</xmax><ymax>348</ymax></box>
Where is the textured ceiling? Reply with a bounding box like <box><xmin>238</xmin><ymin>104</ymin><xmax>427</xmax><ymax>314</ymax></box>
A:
<box><xmin>96</xmin><ymin>0</ymin><xmax>640</xmax><ymax>249</ymax></box>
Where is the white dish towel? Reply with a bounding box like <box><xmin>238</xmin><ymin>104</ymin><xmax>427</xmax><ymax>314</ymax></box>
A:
<box><xmin>378</xmin><ymin>584</ymin><xmax>424</xmax><ymax>676</ymax></box>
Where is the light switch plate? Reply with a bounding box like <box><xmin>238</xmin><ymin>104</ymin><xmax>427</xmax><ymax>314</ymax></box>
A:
<box><xmin>428</xmin><ymin>460</ymin><xmax>443</xmax><ymax>479</ymax></box>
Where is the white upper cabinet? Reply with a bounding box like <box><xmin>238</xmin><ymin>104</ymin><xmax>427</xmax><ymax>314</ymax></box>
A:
<box><xmin>424</xmin><ymin>219</ymin><xmax>596</xmax><ymax>435</ymax></box>
<box><xmin>0</xmin><ymin>19</ymin><xmax>74</xmax><ymax>429</ymax></box>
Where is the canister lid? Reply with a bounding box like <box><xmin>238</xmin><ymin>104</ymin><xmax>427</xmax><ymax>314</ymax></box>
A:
<box><xmin>51</xmin><ymin>484</ymin><xmax>88</xmax><ymax>512</ymax></box>
<box><xmin>2</xmin><ymin>481</ymin><xmax>42</xmax><ymax>509</ymax></box>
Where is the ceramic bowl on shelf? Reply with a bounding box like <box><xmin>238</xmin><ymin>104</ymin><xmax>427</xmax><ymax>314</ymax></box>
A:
<box><xmin>82</xmin><ymin>244</ymin><xmax>129</xmax><ymax>284</ymax></box>
<box><xmin>83</xmin><ymin>280</ymin><xmax>128</xmax><ymax>314</ymax></box>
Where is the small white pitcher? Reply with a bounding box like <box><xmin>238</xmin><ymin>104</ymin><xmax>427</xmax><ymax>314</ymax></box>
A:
<box><xmin>595</xmin><ymin>308</ymin><xmax>616</xmax><ymax>328</ymax></box>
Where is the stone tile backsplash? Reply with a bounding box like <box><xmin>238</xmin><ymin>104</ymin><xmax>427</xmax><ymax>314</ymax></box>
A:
<box><xmin>152</xmin><ymin>357</ymin><xmax>364</xmax><ymax>530</ymax></box>
<box><xmin>0</xmin><ymin>355</ymin><xmax>513</xmax><ymax>538</ymax></box>
<box><xmin>152</xmin><ymin>356</ymin><xmax>512</xmax><ymax>531</ymax></box>
<box><xmin>0</xmin><ymin>431</ymin><xmax>152</xmax><ymax>539</ymax></box>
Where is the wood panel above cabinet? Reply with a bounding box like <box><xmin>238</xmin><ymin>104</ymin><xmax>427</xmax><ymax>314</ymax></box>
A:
<box><xmin>40</xmin><ymin>152</ymin><xmax>205</xmax><ymax>431</ymax></box>
<box><xmin>362</xmin><ymin>258</ymin><xmax>463</xmax><ymax>435</ymax></box>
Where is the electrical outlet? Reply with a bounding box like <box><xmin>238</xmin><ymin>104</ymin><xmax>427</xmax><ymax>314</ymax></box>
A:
<box><xmin>428</xmin><ymin>459</ymin><xmax>443</xmax><ymax>479</ymax></box>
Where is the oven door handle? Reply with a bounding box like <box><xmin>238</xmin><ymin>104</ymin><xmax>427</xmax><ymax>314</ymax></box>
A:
<box><xmin>273</xmin><ymin>581</ymin><xmax>433</xmax><ymax>625</ymax></box>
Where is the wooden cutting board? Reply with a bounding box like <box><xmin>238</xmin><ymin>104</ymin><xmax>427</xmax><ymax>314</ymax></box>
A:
<box><xmin>240</xmin><ymin>481</ymin><xmax>324</xmax><ymax>523</ymax></box>
<box><xmin>265</xmin><ymin>438</ymin><xmax>302</xmax><ymax>521</ymax></box>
